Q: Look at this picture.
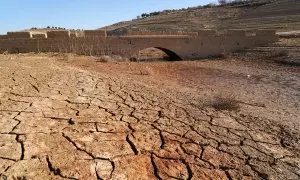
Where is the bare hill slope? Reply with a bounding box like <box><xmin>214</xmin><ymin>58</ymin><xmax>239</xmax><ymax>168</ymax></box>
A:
<box><xmin>101</xmin><ymin>0</ymin><xmax>300</xmax><ymax>35</ymax></box>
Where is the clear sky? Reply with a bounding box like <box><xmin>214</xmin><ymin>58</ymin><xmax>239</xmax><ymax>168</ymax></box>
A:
<box><xmin>0</xmin><ymin>0</ymin><xmax>216</xmax><ymax>34</ymax></box>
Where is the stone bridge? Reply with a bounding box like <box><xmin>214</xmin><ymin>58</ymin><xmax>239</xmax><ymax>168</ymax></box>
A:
<box><xmin>0</xmin><ymin>30</ymin><xmax>278</xmax><ymax>60</ymax></box>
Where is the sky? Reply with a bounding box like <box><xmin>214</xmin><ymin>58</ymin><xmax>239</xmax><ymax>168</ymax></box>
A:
<box><xmin>0</xmin><ymin>0</ymin><xmax>216</xmax><ymax>34</ymax></box>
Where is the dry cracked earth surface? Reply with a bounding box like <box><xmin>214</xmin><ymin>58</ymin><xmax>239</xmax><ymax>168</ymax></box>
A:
<box><xmin>0</xmin><ymin>53</ymin><xmax>299</xmax><ymax>180</ymax></box>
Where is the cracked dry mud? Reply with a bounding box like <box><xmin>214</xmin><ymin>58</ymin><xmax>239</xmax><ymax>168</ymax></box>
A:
<box><xmin>0</xmin><ymin>54</ymin><xmax>299</xmax><ymax>180</ymax></box>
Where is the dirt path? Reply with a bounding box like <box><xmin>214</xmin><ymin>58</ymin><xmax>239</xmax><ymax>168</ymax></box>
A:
<box><xmin>0</xmin><ymin>54</ymin><xmax>299</xmax><ymax>179</ymax></box>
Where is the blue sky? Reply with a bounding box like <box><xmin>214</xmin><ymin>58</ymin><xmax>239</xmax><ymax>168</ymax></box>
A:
<box><xmin>0</xmin><ymin>0</ymin><xmax>215</xmax><ymax>34</ymax></box>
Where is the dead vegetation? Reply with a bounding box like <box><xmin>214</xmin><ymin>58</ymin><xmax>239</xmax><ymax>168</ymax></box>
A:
<box><xmin>209</xmin><ymin>96</ymin><xmax>240</xmax><ymax>111</ymax></box>
<box><xmin>275</xmin><ymin>59</ymin><xmax>300</xmax><ymax>67</ymax></box>
<box><xmin>269</xmin><ymin>50</ymin><xmax>289</xmax><ymax>59</ymax></box>
<box><xmin>267</xmin><ymin>50</ymin><xmax>300</xmax><ymax>67</ymax></box>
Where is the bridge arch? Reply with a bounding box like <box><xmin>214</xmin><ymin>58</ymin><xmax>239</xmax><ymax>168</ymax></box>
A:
<box><xmin>131</xmin><ymin>47</ymin><xmax>182</xmax><ymax>61</ymax></box>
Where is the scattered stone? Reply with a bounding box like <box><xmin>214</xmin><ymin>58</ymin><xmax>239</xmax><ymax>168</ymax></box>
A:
<box><xmin>68</xmin><ymin>118</ymin><xmax>75</xmax><ymax>125</ymax></box>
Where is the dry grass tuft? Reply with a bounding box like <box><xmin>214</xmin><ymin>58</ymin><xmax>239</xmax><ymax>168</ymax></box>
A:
<box><xmin>268</xmin><ymin>50</ymin><xmax>300</xmax><ymax>67</ymax></box>
<box><xmin>267</xmin><ymin>50</ymin><xmax>289</xmax><ymax>61</ymax></box>
<box><xmin>210</xmin><ymin>96</ymin><xmax>240</xmax><ymax>111</ymax></box>
<box><xmin>271</xmin><ymin>50</ymin><xmax>289</xmax><ymax>58</ymax></box>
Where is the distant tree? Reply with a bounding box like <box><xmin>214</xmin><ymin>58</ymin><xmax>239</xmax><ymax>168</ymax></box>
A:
<box><xmin>149</xmin><ymin>11</ymin><xmax>160</xmax><ymax>16</ymax></box>
<box><xmin>230</xmin><ymin>0</ymin><xmax>251</xmax><ymax>6</ymax></box>
<box><xmin>206</xmin><ymin>2</ymin><xmax>217</xmax><ymax>7</ymax></box>
<box><xmin>141</xmin><ymin>13</ymin><xmax>148</xmax><ymax>18</ymax></box>
<box><xmin>47</xmin><ymin>26</ymin><xmax>50</xmax><ymax>29</ymax></box>
<box><xmin>218</xmin><ymin>0</ymin><xmax>228</xmax><ymax>5</ymax></box>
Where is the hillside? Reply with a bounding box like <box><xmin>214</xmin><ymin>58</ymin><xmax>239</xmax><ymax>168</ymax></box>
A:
<box><xmin>101</xmin><ymin>0</ymin><xmax>300</xmax><ymax>35</ymax></box>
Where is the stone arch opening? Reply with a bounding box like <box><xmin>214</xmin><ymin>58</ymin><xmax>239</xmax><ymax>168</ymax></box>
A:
<box><xmin>131</xmin><ymin>47</ymin><xmax>182</xmax><ymax>61</ymax></box>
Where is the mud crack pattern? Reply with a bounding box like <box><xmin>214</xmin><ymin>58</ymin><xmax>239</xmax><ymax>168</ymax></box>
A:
<box><xmin>0</xmin><ymin>55</ymin><xmax>299</xmax><ymax>180</ymax></box>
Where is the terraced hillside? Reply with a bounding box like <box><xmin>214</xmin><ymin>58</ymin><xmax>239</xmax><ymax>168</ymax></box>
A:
<box><xmin>101</xmin><ymin>0</ymin><xmax>300</xmax><ymax>35</ymax></box>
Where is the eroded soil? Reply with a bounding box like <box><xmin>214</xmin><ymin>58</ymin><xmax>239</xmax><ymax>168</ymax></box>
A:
<box><xmin>0</xmin><ymin>53</ymin><xmax>299</xmax><ymax>180</ymax></box>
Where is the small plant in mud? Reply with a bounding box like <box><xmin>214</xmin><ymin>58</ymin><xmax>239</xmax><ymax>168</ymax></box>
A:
<box><xmin>210</xmin><ymin>96</ymin><xmax>240</xmax><ymax>111</ymax></box>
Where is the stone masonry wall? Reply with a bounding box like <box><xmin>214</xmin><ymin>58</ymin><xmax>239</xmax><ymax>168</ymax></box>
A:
<box><xmin>0</xmin><ymin>35</ymin><xmax>8</xmax><ymax>39</ymax></box>
<box><xmin>7</xmin><ymin>32</ymin><xmax>31</xmax><ymax>39</ymax></box>
<box><xmin>32</xmin><ymin>34</ymin><xmax>47</xmax><ymax>39</ymax></box>
<box><xmin>126</xmin><ymin>31</ymin><xmax>198</xmax><ymax>36</ymax></box>
<box><xmin>84</xmin><ymin>30</ymin><xmax>107</xmax><ymax>37</ymax></box>
<box><xmin>47</xmin><ymin>31</ymin><xmax>70</xmax><ymax>39</ymax></box>
<box><xmin>0</xmin><ymin>29</ymin><xmax>278</xmax><ymax>59</ymax></box>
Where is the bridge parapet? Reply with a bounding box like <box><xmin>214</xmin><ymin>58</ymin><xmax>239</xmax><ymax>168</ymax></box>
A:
<box><xmin>0</xmin><ymin>29</ymin><xmax>278</xmax><ymax>60</ymax></box>
<box><xmin>84</xmin><ymin>30</ymin><xmax>107</xmax><ymax>37</ymax></box>
<box><xmin>7</xmin><ymin>32</ymin><xmax>31</xmax><ymax>39</ymax></box>
<box><xmin>47</xmin><ymin>31</ymin><xmax>70</xmax><ymax>39</ymax></box>
<box><xmin>32</xmin><ymin>34</ymin><xmax>47</xmax><ymax>39</ymax></box>
<box><xmin>0</xmin><ymin>35</ymin><xmax>8</xmax><ymax>39</ymax></box>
